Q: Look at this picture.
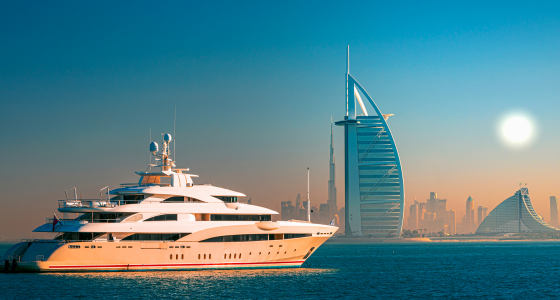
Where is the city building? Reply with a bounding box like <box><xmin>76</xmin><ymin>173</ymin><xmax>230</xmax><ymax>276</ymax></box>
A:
<box><xmin>447</xmin><ymin>210</ymin><xmax>456</xmax><ymax>235</ymax></box>
<box><xmin>280</xmin><ymin>200</ymin><xmax>295</xmax><ymax>221</ymax></box>
<box><xmin>465</xmin><ymin>196</ymin><xmax>474</xmax><ymax>233</ymax></box>
<box><xmin>327</xmin><ymin>121</ymin><xmax>338</xmax><ymax>223</ymax></box>
<box><xmin>335</xmin><ymin>47</ymin><xmax>404</xmax><ymax>237</ymax></box>
<box><xmin>550</xmin><ymin>196</ymin><xmax>559</xmax><ymax>228</ymax></box>
<box><xmin>476</xmin><ymin>188</ymin><xmax>558</xmax><ymax>234</ymax></box>
<box><xmin>408</xmin><ymin>200</ymin><xmax>419</xmax><ymax>230</ymax></box>
<box><xmin>477</xmin><ymin>206</ymin><xmax>488</xmax><ymax>227</ymax></box>
<box><xmin>405</xmin><ymin>193</ymin><xmax>455</xmax><ymax>235</ymax></box>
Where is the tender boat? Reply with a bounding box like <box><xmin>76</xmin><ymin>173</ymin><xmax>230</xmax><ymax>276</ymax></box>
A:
<box><xmin>2</xmin><ymin>133</ymin><xmax>337</xmax><ymax>272</ymax></box>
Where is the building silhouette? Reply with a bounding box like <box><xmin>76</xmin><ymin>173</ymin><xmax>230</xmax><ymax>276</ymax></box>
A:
<box><xmin>406</xmin><ymin>193</ymin><xmax>455</xmax><ymax>235</ymax></box>
<box><xmin>550</xmin><ymin>196</ymin><xmax>559</xmax><ymax>228</ymax></box>
<box><xmin>335</xmin><ymin>47</ymin><xmax>404</xmax><ymax>237</ymax></box>
<box><xmin>465</xmin><ymin>196</ymin><xmax>474</xmax><ymax>233</ymax></box>
<box><xmin>477</xmin><ymin>206</ymin><xmax>488</xmax><ymax>227</ymax></box>
<box><xmin>476</xmin><ymin>188</ymin><xmax>557</xmax><ymax>233</ymax></box>
<box><xmin>327</xmin><ymin>121</ymin><xmax>338</xmax><ymax>223</ymax></box>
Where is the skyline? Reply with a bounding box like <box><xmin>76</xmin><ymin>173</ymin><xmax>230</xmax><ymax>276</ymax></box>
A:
<box><xmin>2</xmin><ymin>1</ymin><xmax>560</xmax><ymax>238</ymax></box>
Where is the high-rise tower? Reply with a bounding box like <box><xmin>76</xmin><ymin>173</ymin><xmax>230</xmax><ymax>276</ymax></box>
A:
<box><xmin>550</xmin><ymin>196</ymin><xmax>559</xmax><ymax>228</ymax></box>
<box><xmin>466</xmin><ymin>196</ymin><xmax>474</xmax><ymax>233</ymax></box>
<box><xmin>327</xmin><ymin>120</ymin><xmax>338</xmax><ymax>222</ymax></box>
<box><xmin>335</xmin><ymin>46</ymin><xmax>405</xmax><ymax>237</ymax></box>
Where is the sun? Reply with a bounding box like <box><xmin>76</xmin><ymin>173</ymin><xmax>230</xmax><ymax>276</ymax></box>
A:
<box><xmin>498</xmin><ymin>113</ymin><xmax>535</xmax><ymax>148</ymax></box>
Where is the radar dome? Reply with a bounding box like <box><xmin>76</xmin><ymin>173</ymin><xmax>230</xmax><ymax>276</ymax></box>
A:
<box><xmin>164</xmin><ymin>133</ymin><xmax>172</xmax><ymax>142</ymax></box>
<box><xmin>150</xmin><ymin>142</ymin><xmax>158</xmax><ymax>153</ymax></box>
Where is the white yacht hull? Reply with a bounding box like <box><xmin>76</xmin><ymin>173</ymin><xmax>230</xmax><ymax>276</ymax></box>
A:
<box><xmin>8</xmin><ymin>236</ymin><xmax>330</xmax><ymax>272</ymax></box>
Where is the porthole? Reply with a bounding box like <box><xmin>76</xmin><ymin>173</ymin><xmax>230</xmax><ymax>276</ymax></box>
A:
<box><xmin>259</xmin><ymin>252</ymin><xmax>261</xmax><ymax>255</ymax></box>
<box><xmin>170</xmin><ymin>254</ymin><xmax>172</xmax><ymax>260</ymax></box>
<box><xmin>209</xmin><ymin>254</ymin><xmax>211</xmax><ymax>259</ymax></box>
<box><xmin>176</xmin><ymin>254</ymin><xmax>178</xmax><ymax>260</ymax></box>
<box><xmin>229</xmin><ymin>254</ymin><xmax>232</xmax><ymax>259</ymax></box>
<box><xmin>249</xmin><ymin>252</ymin><xmax>252</xmax><ymax>255</ymax></box>
<box><xmin>198</xmin><ymin>254</ymin><xmax>201</xmax><ymax>259</ymax></box>
<box><xmin>268</xmin><ymin>252</ymin><xmax>270</xmax><ymax>255</ymax></box>
<box><xmin>98</xmin><ymin>246</ymin><xmax>102</xmax><ymax>248</ymax></box>
<box><xmin>128</xmin><ymin>246</ymin><xmax>132</xmax><ymax>248</ymax></box>
<box><xmin>284</xmin><ymin>252</ymin><xmax>287</xmax><ymax>254</ymax></box>
<box><xmin>239</xmin><ymin>254</ymin><xmax>241</xmax><ymax>259</ymax></box>
<box><xmin>182</xmin><ymin>254</ymin><xmax>184</xmax><ymax>259</ymax></box>
<box><xmin>224</xmin><ymin>253</ymin><xmax>227</xmax><ymax>259</ymax></box>
<box><xmin>116</xmin><ymin>246</ymin><xmax>120</xmax><ymax>248</ymax></box>
<box><xmin>277</xmin><ymin>252</ymin><xmax>279</xmax><ymax>254</ymax></box>
<box><xmin>234</xmin><ymin>253</ymin><xmax>236</xmax><ymax>259</ymax></box>
<box><xmin>181</xmin><ymin>246</ymin><xmax>185</xmax><ymax>248</ymax></box>
<box><xmin>204</xmin><ymin>254</ymin><xmax>206</xmax><ymax>259</ymax></box>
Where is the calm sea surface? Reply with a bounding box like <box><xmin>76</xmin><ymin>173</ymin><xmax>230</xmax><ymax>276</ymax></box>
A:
<box><xmin>2</xmin><ymin>241</ymin><xmax>560</xmax><ymax>299</ymax></box>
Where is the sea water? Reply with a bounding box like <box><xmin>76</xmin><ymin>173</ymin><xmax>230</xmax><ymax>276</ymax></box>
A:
<box><xmin>2</xmin><ymin>241</ymin><xmax>560</xmax><ymax>299</ymax></box>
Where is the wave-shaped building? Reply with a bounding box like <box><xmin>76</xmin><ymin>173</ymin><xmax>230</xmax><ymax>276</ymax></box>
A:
<box><xmin>335</xmin><ymin>47</ymin><xmax>404</xmax><ymax>237</ymax></box>
<box><xmin>476</xmin><ymin>187</ymin><xmax>558</xmax><ymax>234</ymax></box>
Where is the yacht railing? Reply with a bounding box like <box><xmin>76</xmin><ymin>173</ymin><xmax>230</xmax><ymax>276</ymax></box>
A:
<box><xmin>58</xmin><ymin>199</ymin><xmax>143</xmax><ymax>209</ymax></box>
<box><xmin>119</xmin><ymin>183</ymin><xmax>171</xmax><ymax>188</ymax></box>
<box><xmin>46</xmin><ymin>218</ymin><xmax>125</xmax><ymax>224</ymax></box>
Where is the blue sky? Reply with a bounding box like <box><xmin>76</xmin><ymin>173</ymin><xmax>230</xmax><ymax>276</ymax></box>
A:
<box><xmin>2</xmin><ymin>1</ymin><xmax>560</xmax><ymax>237</ymax></box>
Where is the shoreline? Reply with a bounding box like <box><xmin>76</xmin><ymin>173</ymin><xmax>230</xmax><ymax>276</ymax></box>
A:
<box><xmin>327</xmin><ymin>237</ymin><xmax>560</xmax><ymax>243</ymax></box>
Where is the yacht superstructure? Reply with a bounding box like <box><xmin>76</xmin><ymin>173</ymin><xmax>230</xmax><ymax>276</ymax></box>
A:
<box><xmin>3</xmin><ymin>134</ymin><xmax>337</xmax><ymax>272</ymax></box>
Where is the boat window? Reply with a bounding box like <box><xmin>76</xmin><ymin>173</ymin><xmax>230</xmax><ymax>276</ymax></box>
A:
<box><xmin>213</xmin><ymin>196</ymin><xmax>238</xmax><ymax>203</ymax></box>
<box><xmin>200</xmin><ymin>233</ymin><xmax>311</xmax><ymax>242</ymax></box>
<box><xmin>144</xmin><ymin>214</ymin><xmax>178</xmax><ymax>222</ymax></box>
<box><xmin>122</xmin><ymin>195</ymin><xmax>145</xmax><ymax>204</ymax></box>
<box><xmin>68</xmin><ymin>245</ymin><xmax>80</xmax><ymax>249</ymax></box>
<box><xmin>200</xmin><ymin>234</ymin><xmax>269</xmax><ymax>242</ymax></box>
<box><xmin>162</xmin><ymin>196</ymin><xmax>185</xmax><ymax>203</ymax></box>
<box><xmin>210</xmin><ymin>215</ymin><xmax>271</xmax><ymax>221</ymax></box>
<box><xmin>121</xmin><ymin>233</ymin><xmax>190</xmax><ymax>241</ymax></box>
<box><xmin>284</xmin><ymin>234</ymin><xmax>312</xmax><ymax>239</ymax></box>
<box><xmin>56</xmin><ymin>232</ymin><xmax>105</xmax><ymax>241</ymax></box>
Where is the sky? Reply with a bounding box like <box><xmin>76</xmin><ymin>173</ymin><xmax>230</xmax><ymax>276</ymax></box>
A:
<box><xmin>1</xmin><ymin>1</ymin><xmax>560</xmax><ymax>238</ymax></box>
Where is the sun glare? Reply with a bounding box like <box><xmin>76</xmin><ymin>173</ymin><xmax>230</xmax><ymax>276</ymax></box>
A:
<box><xmin>498</xmin><ymin>112</ymin><xmax>536</xmax><ymax>148</ymax></box>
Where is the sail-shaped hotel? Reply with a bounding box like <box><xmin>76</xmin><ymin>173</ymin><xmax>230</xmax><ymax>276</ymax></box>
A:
<box><xmin>335</xmin><ymin>47</ymin><xmax>404</xmax><ymax>237</ymax></box>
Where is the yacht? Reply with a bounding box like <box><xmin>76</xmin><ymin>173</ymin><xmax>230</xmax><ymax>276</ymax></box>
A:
<box><xmin>2</xmin><ymin>134</ymin><xmax>337</xmax><ymax>272</ymax></box>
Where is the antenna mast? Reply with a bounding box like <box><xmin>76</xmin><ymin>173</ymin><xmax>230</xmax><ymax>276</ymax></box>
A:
<box><xmin>149</xmin><ymin>127</ymin><xmax>152</xmax><ymax>171</ymax></box>
<box><xmin>174</xmin><ymin>106</ymin><xmax>176</xmax><ymax>162</ymax></box>
<box><xmin>307</xmin><ymin>167</ymin><xmax>311</xmax><ymax>222</ymax></box>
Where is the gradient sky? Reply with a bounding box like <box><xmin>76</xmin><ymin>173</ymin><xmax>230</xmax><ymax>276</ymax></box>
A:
<box><xmin>2</xmin><ymin>1</ymin><xmax>560</xmax><ymax>238</ymax></box>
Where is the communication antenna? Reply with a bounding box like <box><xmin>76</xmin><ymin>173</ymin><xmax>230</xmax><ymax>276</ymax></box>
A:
<box><xmin>149</xmin><ymin>127</ymin><xmax>152</xmax><ymax>171</ymax></box>
<box><xmin>307</xmin><ymin>167</ymin><xmax>311</xmax><ymax>222</ymax></box>
<box><xmin>174</xmin><ymin>105</ymin><xmax>176</xmax><ymax>162</ymax></box>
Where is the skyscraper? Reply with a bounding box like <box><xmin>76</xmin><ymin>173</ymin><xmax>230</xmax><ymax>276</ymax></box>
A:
<box><xmin>327</xmin><ymin>121</ymin><xmax>338</xmax><ymax>223</ymax></box>
<box><xmin>335</xmin><ymin>46</ymin><xmax>404</xmax><ymax>237</ymax></box>
<box><xmin>447</xmin><ymin>210</ymin><xmax>456</xmax><ymax>235</ymax></box>
<box><xmin>408</xmin><ymin>201</ymin><xmax>418</xmax><ymax>230</ymax></box>
<box><xmin>466</xmin><ymin>196</ymin><xmax>474</xmax><ymax>233</ymax></box>
<box><xmin>477</xmin><ymin>206</ymin><xmax>488</xmax><ymax>227</ymax></box>
<box><xmin>550</xmin><ymin>196</ymin><xmax>559</xmax><ymax>228</ymax></box>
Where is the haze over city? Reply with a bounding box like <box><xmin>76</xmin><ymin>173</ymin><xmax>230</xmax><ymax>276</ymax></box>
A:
<box><xmin>2</xmin><ymin>1</ymin><xmax>560</xmax><ymax>239</ymax></box>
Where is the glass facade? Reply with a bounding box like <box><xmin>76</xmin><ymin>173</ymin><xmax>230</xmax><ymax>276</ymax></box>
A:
<box><xmin>476</xmin><ymin>188</ymin><xmax>557</xmax><ymax>234</ymax></box>
<box><xmin>357</xmin><ymin>116</ymin><xmax>403</xmax><ymax>236</ymax></box>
